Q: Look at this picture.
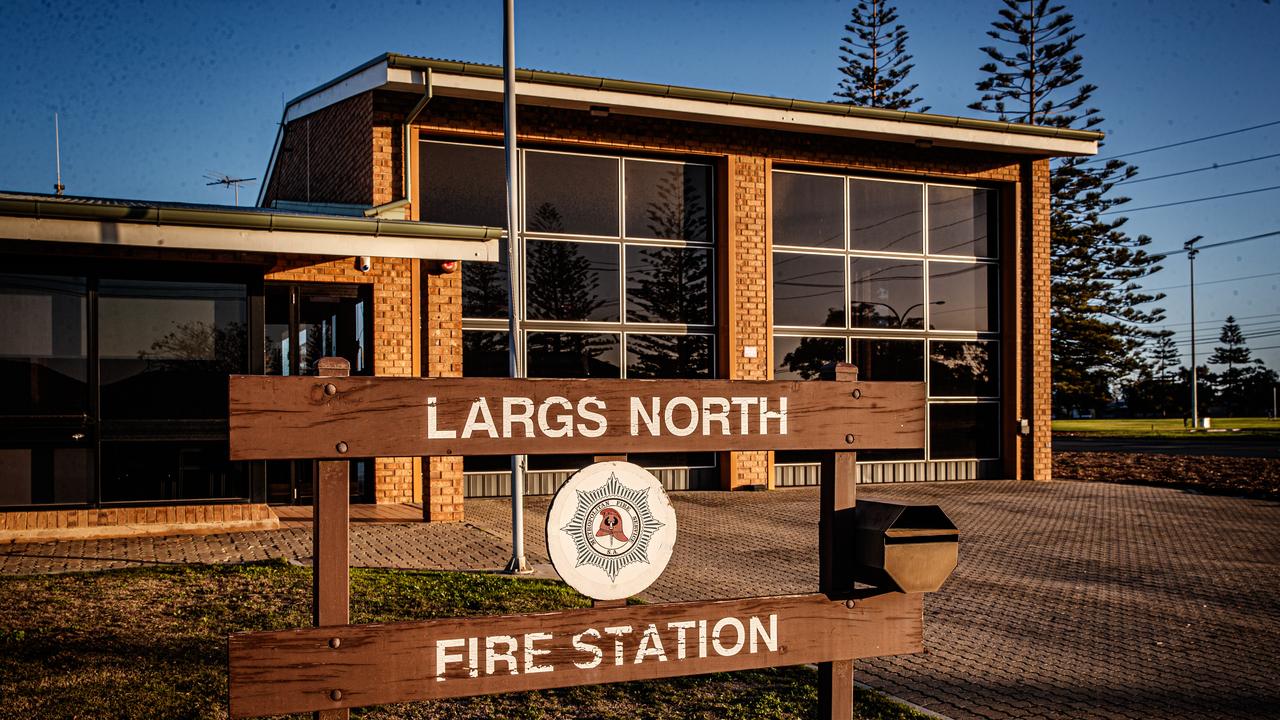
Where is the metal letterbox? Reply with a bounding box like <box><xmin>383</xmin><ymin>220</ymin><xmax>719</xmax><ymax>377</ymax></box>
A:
<box><xmin>853</xmin><ymin>500</ymin><xmax>958</xmax><ymax>593</ymax></box>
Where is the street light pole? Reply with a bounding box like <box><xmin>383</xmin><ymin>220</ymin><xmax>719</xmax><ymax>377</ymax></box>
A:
<box><xmin>1184</xmin><ymin>235</ymin><xmax>1202</xmax><ymax>431</ymax></box>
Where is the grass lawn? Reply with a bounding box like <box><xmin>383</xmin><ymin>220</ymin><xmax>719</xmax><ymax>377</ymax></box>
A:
<box><xmin>0</xmin><ymin>561</ymin><xmax>931</xmax><ymax>720</ymax></box>
<box><xmin>1052</xmin><ymin>417</ymin><xmax>1280</xmax><ymax>437</ymax></box>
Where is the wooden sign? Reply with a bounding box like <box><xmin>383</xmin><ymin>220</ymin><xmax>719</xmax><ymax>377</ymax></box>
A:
<box><xmin>228</xmin><ymin>376</ymin><xmax>924</xmax><ymax>460</ymax></box>
<box><xmin>227</xmin><ymin>591</ymin><xmax>922</xmax><ymax>717</ymax></box>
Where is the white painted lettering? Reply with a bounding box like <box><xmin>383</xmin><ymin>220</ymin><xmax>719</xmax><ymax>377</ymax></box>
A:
<box><xmin>631</xmin><ymin>397</ymin><xmax>661</xmax><ymax>436</ymax></box>
<box><xmin>698</xmin><ymin>619</ymin><xmax>708</xmax><ymax>658</ymax></box>
<box><xmin>466</xmin><ymin>637</ymin><xmax>480</xmax><ymax>677</ymax></box>
<box><xmin>664</xmin><ymin>396</ymin><xmax>699</xmax><ymax>437</ymax></box>
<box><xmin>667</xmin><ymin>620</ymin><xmax>696</xmax><ymax>660</ymax></box>
<box><xmin>435</xmin><ymin>638</ymin><xmax>465</xmax><ymax>682</ymax></box>
<box><xmin>635</xmin><ymin>623</ymin><xmax>668</xmax><ymax>663</ymax></box>
<box><xmin>523</xmin><ymin>632</ymin><xmax>554</xmax><ymax>674</ymax></box>
<box><xmin>426</xmin><ymin>398</ymin><xmax>457</xmax><ymax>440</ymax></box>
<box><xmin>537</xmin><ymin>397</ymin><xmax>574</xmax><ymax>438</ymax></box>
<box><xmin>712</xmin><ymin>617</ymin><xmax>746</xmax><ymax>657</ymax></box>
<box><xmin>572</xmin><ymin>628</ymin><xmax>604</xmax><ymax>670</ymax></box>
<box><xmin>702</xmin><ymin>397</ymin><xmax>731</xmax><ymax>436</ymax></box>
<box><xmin>461</xmin><ymin>398</ymin><xmax>498</xmax><ymax>439</ymax></box>
<box><xmin>577</xmin><ymin>397</ymin><xmax>607</xmax><ymax>438</ymax></box>
<box><xmin>749</xmin><ymin>614</ymin><xmax>779</xmax><ymax>653</ymax></box>
<box><xmin>485</xmin><ymin>635</ymin><xmax>519</xmax><ymax>675</ymax></box>
<box><xmin>502</xmin><ymin>397</ymin><xmax>535</xmax><ymax>438</ymax></box>
<box><xmin>730</xmin><ymin>397</ymin><xmax>758</xmax><ymax>435</ymax></box>
<box><xmin>759</xmin><ymin>397</ymin><xmax>788</xmax><ymax>435</ymax></box>
<box><xmin>603</xmin><ymin>625</ymin><xmax>634</xmax><ymax>666</ymax></box>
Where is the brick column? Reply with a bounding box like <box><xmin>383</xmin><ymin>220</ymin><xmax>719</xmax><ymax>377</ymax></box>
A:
<box><xmin>423</xmin><ymin>268</ymin><xmax>465</xmax><ymax>521</ymax></box>
<box><xmin>721</xmin><ymin>155</ymin><xmax>773</xmax><ymax>490</ymax></box>
<box><xmin>1026</xmin><ymin>159</ymin><xmax>1053</xmax><ymax>481</ymax></box>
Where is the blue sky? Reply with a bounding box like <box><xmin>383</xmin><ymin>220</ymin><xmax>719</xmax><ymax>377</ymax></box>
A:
<box><xmin>2</xmin><ymin>0</ymin><xmax>1277</xmax><ymax>374</ymax></box>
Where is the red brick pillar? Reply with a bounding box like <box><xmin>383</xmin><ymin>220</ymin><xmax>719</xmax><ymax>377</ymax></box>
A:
<box><xmin>423</xmin><ymin>268</ymin><xmax>465</xmax><ymax>521</ymax></box>
<box><xmin>720</xmin><ymin>155</ymin><xmax>774</xmax><ymax>490</ymax></box>
<box><xmin>1026</xmin><ymin>159</ymin><xmax>1053</xmax><ymax>481</ymax></box>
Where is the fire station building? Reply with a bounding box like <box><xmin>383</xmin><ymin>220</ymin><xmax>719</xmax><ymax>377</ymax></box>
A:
<box><xmin>0</xmin><ymin>53</ymin><xmax>1099</xmax><ymax>538</ymax></box>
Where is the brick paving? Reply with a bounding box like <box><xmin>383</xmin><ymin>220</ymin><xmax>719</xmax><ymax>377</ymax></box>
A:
<box><xmin>2</xmin><ymin>480</ymin><xmax>1278</xmax><ymax>719</ymax></box>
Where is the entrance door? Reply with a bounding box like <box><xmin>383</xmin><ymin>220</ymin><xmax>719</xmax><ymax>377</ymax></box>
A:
<box><xmin>264</xmin><ymin>283</ymin><xmax>374</xmax><ymax>504</ymax></box>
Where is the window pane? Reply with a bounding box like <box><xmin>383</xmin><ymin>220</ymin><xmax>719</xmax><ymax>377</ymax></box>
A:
<box><xmin>625</xmin><ymin>245</ymin><xmax>712</xmax><ymax>325</ymax></box>
<box><xmin>462</xmin><ymin>239</ymin><xmax>510</xmax><ymax>319</ymax></box>
<box><xmin>627</xmin><ymin>334</ymin><xmax>713</xmax><ymax>379</ymax></box>
<box><xmin>930</xmin><ymin>403</ymin><xmax>1000</xmax><ymax>459</ymax></box>
<box><xmin>527</xmin><ymin>332</ymin><xmax>621</xmax><ymax>378</ymax></box>
<box><xmin>774</xmin><ymin>335</ymin><xmax>844</xmax><ymax>381</ymax></box>
<box><xmin>0</xmin><ymin>274</ymin><xmax>87</xmax><ymax>414</ymax></box>
<box><xmin>101</xmin><ymin>441</ymin><xmax>248</xmax><ymax>502</ymax></box>
<box><xmin>929</xmin><ymin>262</ymin><xmax>997</xmax><ymax>331</ymax></box>
<box><xmin>297</xmin><ymin>286</ymin><xmax>371</xmax><ymax>376</ymax></box>
<box><xmin>850</xmin><ymin>257</ymin><xmax>924</xmax><ymax>329</ymax></box>
<box><xmin>772</xmin><ymin>172</ymin><xmax>844</xmax><ymax>248</ymax></box>
<box><xmin>526</xmin><ymin>152</ymin><xmax>619</xmax><ymax>236</ymax></box>
<box><xmin>625</xmin><ymin>160</ymin><xmax>712</xmax><ymax>243</ymax></box>
<box><xmin>526</xmin><ymin>240</ymin><xmax>620</xmax><ymax>322</ymax></box>
<box><xmin>773</xmin><ymin>252</ymin><xmax>844</xmax><ymax>327</ymax></box>
<box><xmin>420</xmin><ymin>142</ymin><xmax>506</xmax><ymax>227</ymax></box>
<box><xmin>0</xmin><ymin>447</ymin><xmax>93</xmax><ymax>506</ymax></box>
<box><xmin>849</xmin><ymin>179</ymin><xmax>922</xmax><ymax>252</ymax></box>
<box><xmin>930</xmin><ymin>340</ymin><xmax>999</xmax><ymax>397</ymax></box>
<box><xmin>851</xmin><ymin>339</ymin><xmax>923</xmax><ymax>381</ymax></box>
<box><xmin>929</xmin><ymin>186</ymin><xmax>994</xmax><ymax>257</ymax></box>
<box><xmin>462</xmin><ymin>330</ymin><xmax>509</xmax><ymax>377</ymax></box>
<box><xmin>98</xmin><ymin>280</ymin><xmax>247</xmax><ymax>419</ymax></box>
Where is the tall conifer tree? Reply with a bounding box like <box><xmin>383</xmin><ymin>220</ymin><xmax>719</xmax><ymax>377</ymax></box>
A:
<box><xmin>835</xmin><ymin>0</ymin><xmax>928</xmax><ymax>111</ymax></box>
<box><xmin>968</xmin><ymin>0</ymin><xmax>1165</xmax><ymax>414</ymax></box>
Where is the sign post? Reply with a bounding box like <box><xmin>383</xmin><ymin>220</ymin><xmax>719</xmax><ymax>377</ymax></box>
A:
<box><xmin>226</xmin><ymin>361</ymin><xmax>949</xmax><ymax>718</ymax></box>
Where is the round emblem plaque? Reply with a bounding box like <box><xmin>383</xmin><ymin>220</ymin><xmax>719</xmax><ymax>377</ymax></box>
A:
<box><xmin>545</xmin><ymin>461</ymin><xmax>678</xmax><ymax>601</ymax></box>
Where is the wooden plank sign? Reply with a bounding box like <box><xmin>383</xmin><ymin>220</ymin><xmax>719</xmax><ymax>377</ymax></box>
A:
<box><xmin>228</xmin><ymin>376</ymin><xmax>924</xmax><ymax>460</ymax></box>
<box><xmin>228</xmin><ymin>591</ymin><xmax>922</xmax><ymax>717</ymax></box>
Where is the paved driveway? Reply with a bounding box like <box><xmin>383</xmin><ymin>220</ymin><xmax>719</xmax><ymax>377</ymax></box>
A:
<box><xmin>3</xmin><ymin>480</ymin><xmax>1278</xmax><ymax>719</ymax></box>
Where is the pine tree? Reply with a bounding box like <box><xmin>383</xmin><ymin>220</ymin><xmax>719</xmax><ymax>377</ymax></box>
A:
<box><xmin>1149</xmin><ymin>331</ymin><xmax>1180</xmax><ymax>382</ymax></box>
<box><xmin>1208</xmin><ymin>316</ymin><xmax>1255</xmax><ymax>415</ymax></box>
<box><xmin>968</xmin><ymin>0</ymin><xmax>1165</xmax><ymax>415</ymax></box>
<box><xmin>834</xmin><ymin>0</ymin><xmax>928</xmax><ymax>111</ymax></box>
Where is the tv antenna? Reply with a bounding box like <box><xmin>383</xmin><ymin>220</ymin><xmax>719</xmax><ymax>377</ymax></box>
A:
<box><xmin>54</xmin><ymin>113</ymin><xmax>65</xmax><ymax>196</ymax></box>
<box><xmin>204</xmin><ymin>172</ymin><xmax>257</xmax><ymax>206</ymax></box>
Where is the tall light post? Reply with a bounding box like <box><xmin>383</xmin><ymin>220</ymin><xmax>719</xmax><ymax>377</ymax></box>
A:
<box><xmin>1184</xmin><ymin>235</ymin><xmax>1202</xmax><ymax>430</ymax></box>
<box><xmin>503</xmin><ymin>0</ymin><xmax>529</xmax><ymax>573</ymax></box>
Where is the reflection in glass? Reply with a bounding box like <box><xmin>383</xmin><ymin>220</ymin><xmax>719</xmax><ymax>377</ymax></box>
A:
<box><xmin>773</xmin><ymin>252</ymin><xmax>844</xmax><ymax>327</ymax></box>
<box><xmin>625</xmin><ymin>160</ymin><xmax>712</xmax><ymax>243</ymax></box>
<box><xmin>851</xmin><ymin>339</ymin><xmax>924</xmax><ymax>381</ymax></box>
<box><xmin>929</xmin><ymin>403</ymin><xmax>1000</xmax><ymax>459</ymax></box>
<box><xmin>526</xmin><ymin>152</ymin><xmax>619</xmax><ymax>236</ymax></box>
<box><xmin>265</xmin><ymin>285</ymin><xmax>291</xmax><ymax>376</ymax></box>
<box><xmin>929</xmin><ymin>262</ymin><xmax>997</xmax><ymax>332</ymax></box>
<box><xmin>930</xmin><ymin>341</ymin><xmax>999</xmax><ymax>397</ymax></box>
<box><xmin>929</xmin><ymin>186</ymin><xmax>994</xmax><ymax>257</ymax></box>
<box><xmin>0</xmin><ymin>274</ymin><xmax>87</xmax><ymax>414</ymax></box>
<box><xmin>625</xmin><ymin>246</ymin><xmax>711</xmax><ymax>325</ymax></box>
<box><xmin>773</xmin><ymin>172</ymin><xmax>845</xmax><ymax>248</ymax></box>
<box><xmin>775</xmin><ymin>335</ymin><xmax>844</xmax><ymax>380</ymax></box>
<box><xmin>462</xmin><ymin>239</ymin><xmax>510</xmax><ymax>319</ymax></box>
<box><xmin>850</xmin><ymin>179</ymin><xmax>922</xmax><ymax>252</ymax></box>
<box><xmin>98</xmin><ymin>280</ymin><xmax>247</xmax><ymax>419</ymax></box>
<box><xmin>849</xmin><ymin>257</ymin><xmax>924</xmax><ymax>328</ymax></box>
<box><xmin>0</xmin><ymin>447</ymin><xmax>93</xmax><ymax>506</ymax></box>
<box><xmin>420</xmin><ymin>142</ymin><xmax>507</xmax><ymax>227</ymax></box>
<box><xmin>526</xmin><ymin>240</ymin><xmax>619</xmax><ymax>322</ymax></box>
<box><xmin>100</xmin><ymin>441</ymin><xmax>248</xmax><ymax>502</ymax></box>
<box><xmin>297</xmin><ymin>289</ymin><xmax>370</xmax><ymax>375</ymax></box>
<box><xmin>626</xmin><ymin>334</ymin><xmax>713</xmax><ymax>379</ymax></box>
<box><xmin>527</xmin><ymin>332</ymin><xmax>620</xmax><ymax>378</ymax></box>
<box><xmin>462</xmin><ymin>330</ymin><xmax>509</xmax><ymax>377</ymax></box>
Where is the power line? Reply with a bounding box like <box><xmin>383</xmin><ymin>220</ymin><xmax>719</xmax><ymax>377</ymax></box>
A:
<box><xmin>1084</xmin><ymin>118</ymin><xmax>1280</xmax><ymax>164</ymax></box>
<box><xmin>1099</xmin><ymin>184</ymin><xmax>1280</xmax><ymax>215</ymax></box>
<box><xmin>1115</xmin><ymin>152</ymin><xmax>1280</xmax><ymax>186</ymax></box>
<box><xmin>1149</xmin><ymin>311</ymin><xmax>1280</xmax><ymax>330</ymax></box>
<box><xmin>1154</xmin><ymin>229</ymin><xmax>1280</xmax><ymax>256</ymax></box>
<box><xmin>1142</xmin><ymin>270</ymin><xmax>1280</xmax><ymax>292</ymax></box>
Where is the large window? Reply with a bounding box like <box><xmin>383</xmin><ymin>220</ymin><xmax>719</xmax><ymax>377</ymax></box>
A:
<box><xmin>773</xmin><ymin>171</ymin><xmax>1000</xmax><ymax>475</ymax></box>
<box><xmin>422</xmin><ymin>141</ymin><xmax>717</xmax><ymax>482</ymax></box>
<box><xmin>0</xmin><ymin>269</ymin><xmax>256</xmax><ymax>509</ymax></box>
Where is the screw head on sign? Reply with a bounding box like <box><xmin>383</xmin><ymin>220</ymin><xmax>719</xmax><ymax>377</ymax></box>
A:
<box><xmin>330</xmin><ymin>690</ymin><xmax>343</xmax><ymax>701</ymax></box>
<box><xmin>324</xmin><ymin>383</ymin><xmax>337</xmax><ymax>396</ymax></box>
<box><xmin>329</xmin><ymin>637</ymin><xmax>341</xmax><ymax>649</ymax></box>
<box><xmin>851</xmin><ymin>389</ymin><xmax>862</xmax><ymax>400</ymax></box>
<box><xmin>336</xmin><ymin>441</ymin><xmax>349</xmax><ymax>454</ymax></box>
<box><xmin>845</xmin><ymin>433</ymin><xmax>855</xmax><ymax>444</ymax></box>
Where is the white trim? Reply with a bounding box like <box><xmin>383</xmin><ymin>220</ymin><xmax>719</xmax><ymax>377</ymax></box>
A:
<box><xmin>0</xmin><ymin>216</ymin><xmax>500</xmax><ymax>262</ymax></box>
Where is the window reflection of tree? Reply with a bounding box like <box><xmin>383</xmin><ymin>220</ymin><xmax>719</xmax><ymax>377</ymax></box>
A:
<box><xmin>931</xmin><ymin>341</ymin><xmax>992</xmax><ymax>393</ymax></box>
<box><xmin>140</xmin><ymin>320</ymin><xmax>247</xmax><ymax>373</ymax></box>
<box><xmin>462</xmin><ymin>238</ymin><xmax>509</xmax><ymax>319</ymax></box>
<box><xmin>628</xmin><ymin>167</ymin><xmax>712</xmax><ymax>377</ymax></box>
<box><xmin>780</xmin><ymin>333</ymin><xmax>845</xmax><ymax>380</ymax></box>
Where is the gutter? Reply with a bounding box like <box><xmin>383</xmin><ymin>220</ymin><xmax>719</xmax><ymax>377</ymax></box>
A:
<box><xmin>400</xmin><ymin>67</ymin><xmax>433</xmax><ymax>219</ymax></box>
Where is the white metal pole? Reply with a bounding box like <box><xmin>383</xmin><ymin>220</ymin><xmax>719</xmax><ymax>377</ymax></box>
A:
<box><xmin>503</xmin><ymin>0</ymin><xmax>529</xmax><ymax>574</ymax></box>
<box><xmin>1185</xmin><ymin>236</ymin><xmax>1202</xmax><ymax>430</ymax></box>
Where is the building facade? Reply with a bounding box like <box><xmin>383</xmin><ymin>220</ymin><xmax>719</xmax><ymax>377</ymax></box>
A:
<box><xmin>0</xmin><ymin>53</ymin><xmax>1097</xmax><ymax>536</ymax></box>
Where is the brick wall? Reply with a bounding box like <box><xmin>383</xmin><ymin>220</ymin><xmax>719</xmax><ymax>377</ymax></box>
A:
<box><xmin>423</xmin><ymin>268</ymin><xmax>465</xmax><ymax>521</ymax></box>
<box><xmin>263</xmin><ymin>93</ymin><xmax>375</xmax><ymax>207</ymax></box>
<box><xmin>1028</xmin><ymin>159</ymin><xmax>1053</xmax><ymax>480</ymax></box>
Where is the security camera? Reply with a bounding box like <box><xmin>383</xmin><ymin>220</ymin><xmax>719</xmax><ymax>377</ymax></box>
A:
<box><xmin>355</xmin><ymin>256</ymin><xmax>372</xmax><ymax>273</ymax></box>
